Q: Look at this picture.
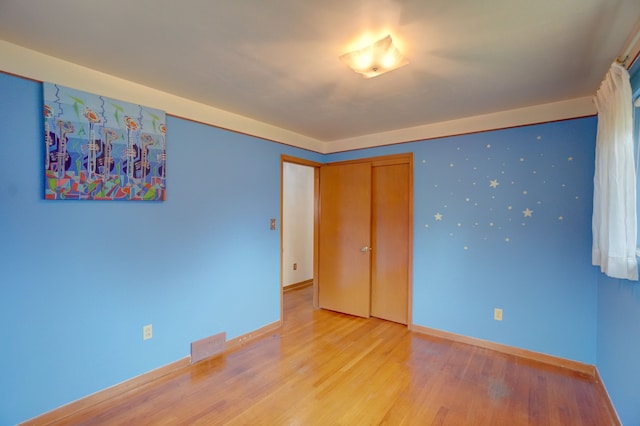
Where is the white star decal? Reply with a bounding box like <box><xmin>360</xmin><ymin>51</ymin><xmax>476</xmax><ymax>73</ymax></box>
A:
<box><xmin>434</xmin><ymin>213</ymin><xmax>443</xmax><ymax>221</ymax></box>
<box><xmin>490</xmin><ymin>179</ymin><xmax>499</xmax><ymax>188</ymax></box>
<box><xmin>523</xmin><ymin>208</ymin><xmax>533</xmax><ymax>217</ymax></box>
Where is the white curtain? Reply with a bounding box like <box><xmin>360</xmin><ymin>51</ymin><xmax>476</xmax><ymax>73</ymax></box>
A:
<box><xmin>592</xmin><ymin>62</ymin><xmax>638</xmax><ymax>281</ymax></box>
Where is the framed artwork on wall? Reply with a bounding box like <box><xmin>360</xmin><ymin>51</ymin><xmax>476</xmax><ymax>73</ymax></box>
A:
<box><xmin>44</xmin><ymin>83</ymin><xmax>166</xmax><ymax>200</ymax></box>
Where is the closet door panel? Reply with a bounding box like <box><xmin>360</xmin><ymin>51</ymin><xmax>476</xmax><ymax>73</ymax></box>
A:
<box><xmin>318</xmin><ymin>162</ymin><xmax>372</xmax><ymax>318</ymax></box>
<box><xmin>371</xmin><ymin>163</ymin><xmax>409</xmax><ymax>324</ymax></box>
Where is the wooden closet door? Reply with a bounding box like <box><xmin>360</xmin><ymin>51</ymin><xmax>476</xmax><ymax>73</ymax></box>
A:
<box><xmin>318</xmin><ymin>162</ymin><xmax>372</xmax><ymax>318</ymax></box>
<box><xmin>371</xmin><ymin>163</ymin><xmax>410</xmax><ymax>324</ymax></box>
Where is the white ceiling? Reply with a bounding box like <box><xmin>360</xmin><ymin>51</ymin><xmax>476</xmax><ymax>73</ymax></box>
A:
<box><xmin>1</xmin><ymin>0</ymin><xmax>639</xmax><ymax>146</ymax></box>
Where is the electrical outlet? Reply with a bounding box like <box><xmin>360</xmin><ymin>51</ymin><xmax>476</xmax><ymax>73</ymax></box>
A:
<box><xmin>143</xmin><ymin>324</ymin><xmax>153</xmax><ymax>340</ymax></box>
<box><xmin>293</xmin><ymin>263</ymin><xmax>297</xmax><ymax>270</ymax></box>
<box><xmin>494</xmin><ymin>308</ymin><xmax>503</xmax><ymax>321</ymax></box>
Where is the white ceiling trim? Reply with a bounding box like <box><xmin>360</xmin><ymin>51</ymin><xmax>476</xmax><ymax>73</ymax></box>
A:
<box><xmin>0</xmin><ymin>41</ymin><xmax>324</xmax><ymax>153</ymax></box>
<box><xmin>1</xmin><ymin>41</ymin><xmax>596</xmax><ymax>155</ymax></box>
<box><xmin>327</xmin><ymin>96</ymin><xmax>596</xmax><ymax>153</ymax></box>
<box><xmin>620</xmin><ymin>18</ymin><xmax>640</xmax><ymax>67</ymax></box>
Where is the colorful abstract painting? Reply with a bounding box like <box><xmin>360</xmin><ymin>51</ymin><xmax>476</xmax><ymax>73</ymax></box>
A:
<box><xmin>44</xmin><ymin>83</ymin><xmax>166</xmax><ymax>200</ymax></box>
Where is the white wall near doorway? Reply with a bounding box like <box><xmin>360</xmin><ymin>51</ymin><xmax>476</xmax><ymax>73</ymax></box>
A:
<box><xmin>283</xmin><ymin>162</ymin><xmax>314</xmax><ymax>287</ymax></box>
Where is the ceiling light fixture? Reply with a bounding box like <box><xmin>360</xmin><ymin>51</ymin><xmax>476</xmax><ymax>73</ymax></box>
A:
<box><xmin>339</xmin><ymin>35</ymin><xmax>408</xmax><ymax>78</ymax></box>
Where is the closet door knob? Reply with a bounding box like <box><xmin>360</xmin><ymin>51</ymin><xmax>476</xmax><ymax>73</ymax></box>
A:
<box><xmin>360</xmin><ymin>246</ymin><xmax>372</xmax><ymax>252</ymax></box>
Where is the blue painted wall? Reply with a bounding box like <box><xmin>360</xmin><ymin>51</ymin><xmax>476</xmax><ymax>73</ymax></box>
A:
<box><xmin>1</xmin><ymin>70</ymin><xmax>603</xmax><ymax>424</ymax></box>
<box><xmin>0</xmin><ymin>73</ymin><xmax>322</xmax><ymax>425</ymax></box>
<box><xmin>595</xmin><ymin>61</ymin><xmax>640</xmax><ymax>426</ymax></box>
<box><xmin>328</xmin><ymin>118</ymin><xmax>599</xmax><ymax>364</ymax></box>
<box><xmin>597</xmin><ymin>276</ymin><xmax>640</xmax><ymax>425</ymax></box>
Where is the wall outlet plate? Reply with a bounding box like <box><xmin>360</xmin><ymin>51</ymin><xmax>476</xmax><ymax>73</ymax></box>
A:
<box><xmin>494</xmin><ymin>308</ymin><xmax>503</xmax><ymax>321</ymax></box>
<box><xmin>143</xmin><ymin>324</ymin><xmax>153</xmax><ymax>340</ymax></box>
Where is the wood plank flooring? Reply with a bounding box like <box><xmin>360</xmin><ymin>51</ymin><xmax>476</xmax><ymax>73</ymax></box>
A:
<box><xmin>38</xmin><ymin>286</ymin><xmax>617</xmax><ymax>425</ymax></box>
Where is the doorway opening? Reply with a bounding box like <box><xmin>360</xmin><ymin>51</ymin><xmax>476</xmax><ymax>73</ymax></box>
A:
<box><xmin>280</xmin><ymin>153</ymin><xmax>413</xmax><ymax>327</ymax></box>
<box><xmin>280</xmin><ymin>156</ymin><xmax>321</xmax><ymax>321</ymax></box>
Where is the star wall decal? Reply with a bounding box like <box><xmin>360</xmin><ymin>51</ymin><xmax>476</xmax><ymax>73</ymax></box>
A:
<box><xmin>421</xmin><ymin>130</ymin><xmax>583</xmax><ymax>252</ymax></box>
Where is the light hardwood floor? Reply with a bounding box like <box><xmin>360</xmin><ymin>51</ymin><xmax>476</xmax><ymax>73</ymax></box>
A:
<box><xmin>35</xmin><ymin>285</ymin><xmax>617</xmax><ymax>425</ymax></box>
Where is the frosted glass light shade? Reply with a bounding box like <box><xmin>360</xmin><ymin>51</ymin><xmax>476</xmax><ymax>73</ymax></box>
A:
<box><xmin>339</xmin><ymin>35</ymin><xmax>408</xmax><ymax>78</ymax></box>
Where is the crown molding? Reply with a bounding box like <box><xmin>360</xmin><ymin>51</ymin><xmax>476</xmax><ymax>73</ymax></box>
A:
<box><xmin>1</xmin><ymin>41</ymin><xmax>596</xmax><ymax>155</ymax></box>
